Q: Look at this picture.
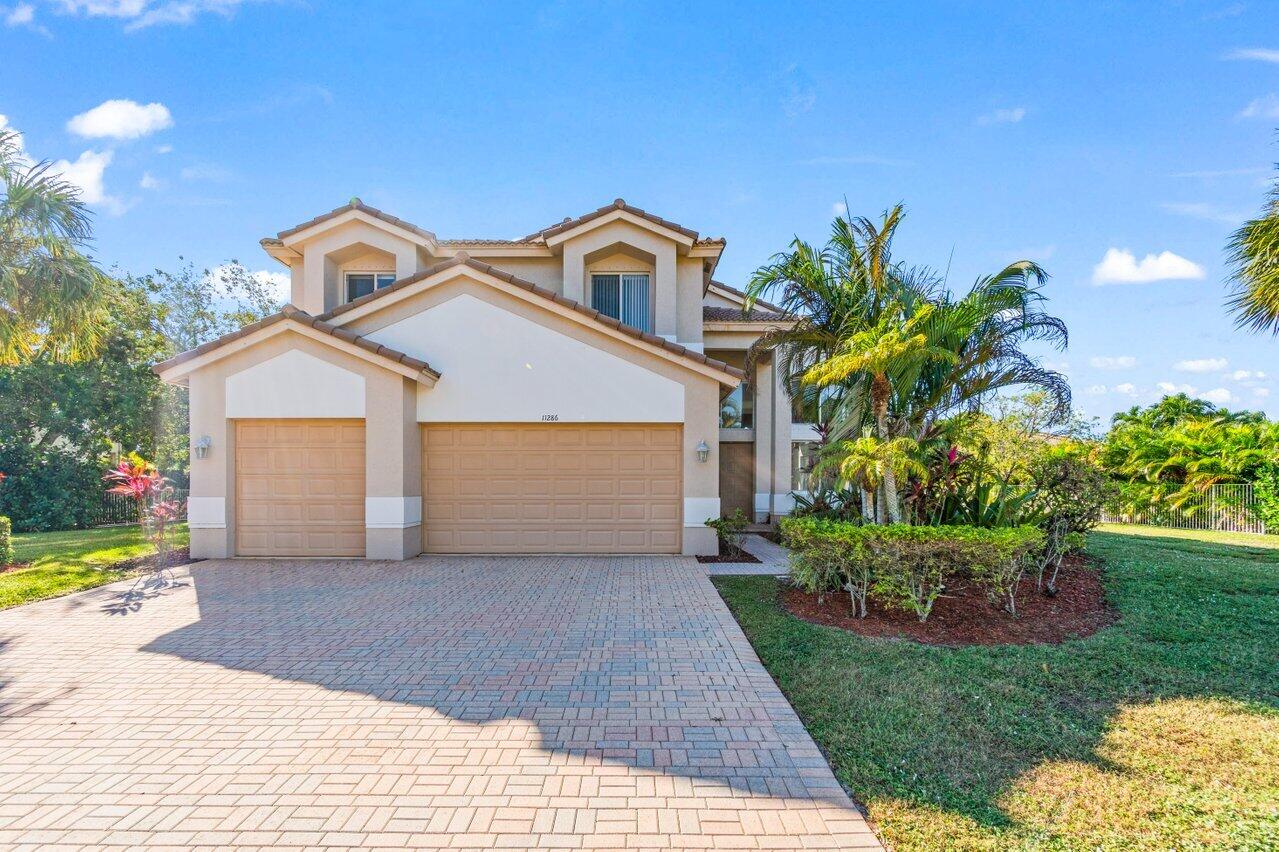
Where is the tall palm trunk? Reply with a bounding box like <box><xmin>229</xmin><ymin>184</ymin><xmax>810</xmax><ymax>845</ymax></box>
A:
<box><xmin>871</xmin><ymin>373</ymin><xmax>902</xmax><ymax>523</ymax></box>
<box><xmin>860</xmin><ymin>487</ymin><xmax>876</xmax><ymax>523</ymax></box>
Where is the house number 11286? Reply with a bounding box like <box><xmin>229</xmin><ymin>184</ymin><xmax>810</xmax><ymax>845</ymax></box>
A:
<box><xmin>541</xmin><ymin>414</ymin><xmax>559</xmax><ymax>421</ymax></box>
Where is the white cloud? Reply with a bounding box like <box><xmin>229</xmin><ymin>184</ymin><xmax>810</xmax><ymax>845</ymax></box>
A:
<box><xmin>1158</xmin><ymin>381</ymin><xmax>1197</xmax><ymax>395</ymax></box>
<box><xmin>48</xmin><ymin>149</ymin><xmax>126</xmax><ymax>214</ymax></box>
<box><xmin>155</xmin><ymin>143</ymin><xmax>173</xmax><ymax>154</ymax></box>
<box><xmin>1090</xmin><ymin>356</ymin><xmax>1137</xmax><ymax>369</ymax></box>
<box><xmin>1202</xmin><ymin>388</ymin><xmax>1234</xmax><ymax>405</ymax></box>
<box><xmin>1092</xmin><ymin>248</ymin><xmax>1205</xmax><ymax>285</ymax></box>
<box><xmin>1114</xmin><ymin>383</ymin><xmax>1137</xmax><ymax>395</ymax></box>
<box><xmin>977</xmin><ymin>107</ymin><xmax>1026</xmax><ymax>125</ymax></box>
<box><xmin>831</xmin><ymin>201</ymin><xmax>846</xmax><ymax>216</ymax></box>
<box><xmin>1174</xmin><ymin>357</ymin><xmax>1228</xmax><ymax>373</ymax></box>
<box><xmin>139</xmin><ymin>171</ymin><xmax>161</xmax><ymax>190</ymax></box>
<box><xmin>5</xmin><ymin>2</ymin><xmax>34</xmax><ymax>24</ymax></box>
<box><xmin>1161</xmin><ymin>202</ymin><xmax>1248</xmax><ymax>225</ymax></box>
<box><xmin>1240</xmin><ymin>94</ymin><xmax>1279</xmax><ymax>119</ymax></box>
<box><xmin>1232</xmin><ymin>369</ymin><xmax>1268</xmax><ymax>381</ymax></box>
<box><xmin>1087</xmin><ymin>384</ymin><xmax>1107</xmax><ymax>395</ymax></box>
<box><xmin>68</xmin><ymin>99</ymin><xmax>172</xmax><ymax>141</ymax></box>
<box><xmin>56</xmin><ymin>0</ymin><xmax>252</xmax><ymax>30</ymax></box>
<box><xmin>1224</xmin><ymin>48</ymin><xmax>1279</xmax><ymax>63</ymax></box>
<box><xmin>1255</xmin><ymin>388</ymin><xmax>1271</xmax><ymax>398</ymax></box>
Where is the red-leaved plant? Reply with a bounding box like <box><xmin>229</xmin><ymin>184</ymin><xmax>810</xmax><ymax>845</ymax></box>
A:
<box><xmin>104</xmin><ymin>458</ymin><xmax>180</xmax><ymax>570</ymax></box>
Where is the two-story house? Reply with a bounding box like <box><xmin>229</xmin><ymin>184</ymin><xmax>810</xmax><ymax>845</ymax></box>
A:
<box><xmin>156</xmin><ymin>198</ymin><xmax>816</xmax><ymax>559</ymax></box>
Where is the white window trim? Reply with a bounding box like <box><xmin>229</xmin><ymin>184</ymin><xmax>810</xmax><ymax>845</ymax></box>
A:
<box><xmin>344</xmin><ymin>270</ymin><xmax>396</xmax><ymax>304</ymax></box>
<box><xmin>589</xmin><ymin>270</ymin><xmax>653</xmax><ymax>333</ymax></box>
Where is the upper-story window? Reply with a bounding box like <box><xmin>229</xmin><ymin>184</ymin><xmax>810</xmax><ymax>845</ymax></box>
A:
<box><xmin>346</xmin><ymin>272</ymin><xmax>396</xmax><ymax>302</ymax></box>
<box><xmin>591</xmin><ymin>273</ymin><xmax>650</xmax><ymax>332</ymax></box>
<box><xmin>720</xmin><ymin>380</ymin><xmax>754</xmax><ymax>429</ymax></box>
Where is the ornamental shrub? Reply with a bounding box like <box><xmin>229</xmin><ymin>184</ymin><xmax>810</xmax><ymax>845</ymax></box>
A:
<box><xmin>705</xmin><ymin>508</ymin><xmax>750</xmax><ymax>553</ymax></box>
<box><xmin>0</xmin><ymin>516</ymin><xmax>12</xmax><ymax>565</ymax></box>
<box><xmin>780</xmin><ymin>518</ymin><xmax>1043</xmax><ymax>620</ymax></box>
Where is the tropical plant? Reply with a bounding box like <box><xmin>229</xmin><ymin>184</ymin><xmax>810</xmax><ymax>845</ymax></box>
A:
<box><xmin>104</xmin><ymin>457</ymin><xmax>181</xmax><ymax>569</ymax></box>
<box><xmin>1226</xmin><ymin>164</ymin><xmax>1279</xmax><ymax>335</ymax></box>
<box><xmin>0</xmin><ymin>125</ymin><xmax>112</xmax><ymax>363</ymax></box>
<box><xmin>746</xmin><ymin>205</ymin><xmax>1068</xmax><ymax>524</ymax></box>
<box><xmin>813</xmin><ymin>432</ymin><xmax>926</xmax><ymax>522</ymax></box>
<box><xmin>1254</xmin><ymin>462</ymin><xmax>1279</xmax><ymax>532</ymax></box>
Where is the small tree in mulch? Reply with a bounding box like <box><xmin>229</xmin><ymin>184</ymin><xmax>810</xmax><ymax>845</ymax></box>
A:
<box><xmin>706</xmin><ymin>508</ymin><xmax>750</xmax><ymax>557</ymax></box>
<box><xmin>104</xmin><ymin>458</ymin><xmax>181</xmax><ymax>571</ymax></box>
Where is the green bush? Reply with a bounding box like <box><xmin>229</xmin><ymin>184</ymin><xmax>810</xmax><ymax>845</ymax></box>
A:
<box><xmin>1029</xmin><ymin>451</ymin><xmax>1114</xmax><ymax>537</ymax></box>
<box><xmin>0</xmin><ymin>516</ymin><xmax>12</xmax><ymax>565</ymax></box>
<box><xmin>780</xmin><ymin>518</ymin><xmax>1043</xmax><ymax>620</ymax></box>
<box><xmin>1255</xmin><ymin>462</ymin><xmax>1279</xmax><ymax>534</ymax></box>
<box><xmin>705</xmin><ymin>508</ymin><xmax>750</xmax><ymax>553</ymax></box>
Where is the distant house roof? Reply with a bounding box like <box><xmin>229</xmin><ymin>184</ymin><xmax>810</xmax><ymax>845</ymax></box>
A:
<box><xmin>703</xmin><ymin>306</ymin><xmax>788</xmax><ymax>323</ymax></box>
<box><xmin>707</xmin><ymin>280</ymin><xmax>784</xmax><ymax>313</ymax></box>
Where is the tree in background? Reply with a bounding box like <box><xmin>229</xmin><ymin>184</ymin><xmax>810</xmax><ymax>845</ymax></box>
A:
<box><xmin>1227</xmin><ymin>161</ymin><xmax>1279</xmax><ymax>335</ymax></box>
<box><xmin>0</xmin><ymin>124</ymin><xmax>112</xmax><ymax>364</ymax></box>
<box><xmin>0</xmin><ymin>263</ymin><xmax>281</xmax><ymax>531</ymax></box>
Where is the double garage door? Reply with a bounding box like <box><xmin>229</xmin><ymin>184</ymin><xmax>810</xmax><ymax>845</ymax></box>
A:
<box><xmin>235</xmin><ymin>420</ymin><xmax>681</xmax><ymax>556</ymax></box>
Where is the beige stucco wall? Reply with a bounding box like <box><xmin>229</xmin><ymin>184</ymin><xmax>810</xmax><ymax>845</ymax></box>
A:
<box><xmin>185</xmin><ymin>328</ymin><xmax>422</xmax><ymax>560</ymax></box>
<box><xmin>478</xmin><ymin>257</ymin><xmax>561</xmax><ymax>292</ymax></box>
<box><xmin>293</xmin><ymin>220</ymin><xmax>424</xmax><ymax>314</ymax></box>
<box><xmin>343</xmin><ymin>272</ymin><xmax>725</xmax><ymax>554</ymax></box>
<box><xmin>558</xmin><ymin>221</ymin><xmax>679</xmax><ymax>340</ymax></box>
<box><xmin>184</xmin><ymin>271</ymin><xmax>729</xmax><ymax>558</ymax></box>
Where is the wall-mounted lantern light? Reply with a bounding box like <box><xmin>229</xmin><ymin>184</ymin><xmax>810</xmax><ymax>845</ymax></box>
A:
<box><xmin>194</xmin><ymin>435</ymin><xmax>212</xmax><ymax>460</ymax></box>
<box><xmin>696</xmin><ymin>440</ymin><xmax>710</xmax><ymax>463</ymax></box>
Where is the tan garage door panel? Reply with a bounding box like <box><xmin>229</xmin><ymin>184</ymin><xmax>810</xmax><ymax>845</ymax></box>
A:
<box><xmin>423</xmin><ymin>424</ymin><xmax>681</xmax><ymax>553</ymax></box>
<box><xmin>236</xmin><ymin>419</ymin><xmax>365</xmax><ymax>557</ymax></box>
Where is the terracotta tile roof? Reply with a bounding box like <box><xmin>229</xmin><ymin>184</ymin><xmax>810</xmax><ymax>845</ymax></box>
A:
<box><xmin>319</xmin><ymin>254</ymin><xmax>745</xmax><ymax>381</ymax></box>
<box><xmin>276</xmin><ymin>199</ymin><xmax>437</xmax><ymax>241</ymax></box>
<box><xmin>524</xmin><ymin>198</ymin><xmax>704</xmax><ymax>242</ymax></box>
<box><xmin>708</xmin><ymin>279</ymin><xmax>784</xmax><ymax>313</ymax></box>
<box><xmin>153</xmin><ymin>305</ymin><xmax>441</xmax><ymax>380</ymax></box>
<box><xmin>703</xmin><ymin>306</ymin><xmax>788</xmax><ymax>323</ymax></box>
<box><xmin>436</xmin><ymin>238</ymin><xmax>541</xmax><ymax>246</ymax></box>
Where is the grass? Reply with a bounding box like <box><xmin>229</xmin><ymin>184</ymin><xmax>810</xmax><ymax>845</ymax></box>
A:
<box><xmin>1</xmin><ymin>524</ymin><xmax>189</xmax><ymax>611</ymax></box>
<box><xmin>714</xmin><ymin>527</ymin><xmax>1279</xmax><ymax>851</ymax></box>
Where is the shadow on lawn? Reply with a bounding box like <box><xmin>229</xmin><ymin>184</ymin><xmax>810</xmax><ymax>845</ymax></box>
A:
<box><xmin>712</xmin><ymin>529</ymin><xmax>1279</xmax><ymax>839</ymax></box>
<box><xmin>137</xmin><ymin>556</ymin><xmax>855</xmax><ymax>806</ymax></box>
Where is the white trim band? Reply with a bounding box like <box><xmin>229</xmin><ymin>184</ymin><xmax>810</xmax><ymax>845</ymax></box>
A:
<box><xmin>365</xmin><ymin>496</ymin><xmax>423</xmax><ymax>529</ymax></box>
<box><xmin>683</xmin><ymin>497</ymin><xmax>721</xmax><ymax>526</ymax></box>
<box><xmin>187</xmin><ymin>496</ymin><xmax>226</xmax><ymax>529</ymax></box>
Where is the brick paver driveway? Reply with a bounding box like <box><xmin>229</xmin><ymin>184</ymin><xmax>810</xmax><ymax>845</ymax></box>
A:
<box><xmin>0</xmin><ymin>556</ymin><xmax>880</xmax><ymax>850</ymax></box>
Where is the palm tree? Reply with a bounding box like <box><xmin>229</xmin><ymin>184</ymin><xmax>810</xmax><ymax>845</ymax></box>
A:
<box><xmin>0</xmin><ymin>126</ymin><xmax>111</xmax><ymax>363</ymax></box>
<box><xmin>1227</xmin><ymin>169</ymin><xmax>1279</xmax><ymax>335</ymax></box>
<box><xmin>805</xmin><ymin>306</ymin><xmax>955</xmax><ymax>521</ymax></box>
<box><xmin>815</xmin><ymin>431</ymin><xmax>927</xmax><ymax>522</ymax></box>
<box><xmin>746</xmin><ymin>204</ymin><xmax>1067</xmax><ymax>523</ymax></box>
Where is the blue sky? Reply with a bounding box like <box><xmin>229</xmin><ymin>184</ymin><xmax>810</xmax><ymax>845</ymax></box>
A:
<box><xmin>2</xmin><ymin>0</ymin><xmax>1277</xmax><ymax>425</ymax></box>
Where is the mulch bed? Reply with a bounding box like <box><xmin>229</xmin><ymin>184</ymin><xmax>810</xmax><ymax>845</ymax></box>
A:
<box><xmin>0</xmin><ymin>562</ymin><xmax>31</xmax><ymax>574</ymax></box>
<box><xmin>696</xmin><ymin>545</ymin><xmax>763</xmax><ymax>564</ymax></box>
<box><xmin>782</xmin><ymin>555</ymin><xmax>1117</xmax><ymax>646</ymax></box>
<box><xmin>113</xmin><ymin>547</ymin><xmax>199</xmax><ymax>573</ymax></box>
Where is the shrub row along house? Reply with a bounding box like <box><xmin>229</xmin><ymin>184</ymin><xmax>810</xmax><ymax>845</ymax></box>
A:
<box><xmin>156</xmin><ymin>199</ymin><xmax>817</xmax><ymax>559</ymax></box>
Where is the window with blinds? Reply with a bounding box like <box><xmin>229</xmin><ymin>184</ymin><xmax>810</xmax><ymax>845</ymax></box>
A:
<box><xmin>590</xmin><ymin>273</ymin><xmax>651</xmax><ymax>332</ymax></box>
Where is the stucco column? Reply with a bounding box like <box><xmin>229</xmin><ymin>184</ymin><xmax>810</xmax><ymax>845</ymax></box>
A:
<box><xmin>752</xmin><ymin>354</ymin><xmax>794</xmax><ymax>521</ymax></box>
<box><xmin>394</xmin><ymin>244</ymin><xmax>417</xmax><ymax>281</ymax></box>
<box><xmin>363</xmin><ymin>374</ymin><xmax>422</xmax><ymax>559</ymax></box>
<box><xmin>655</xmin><ymin>251</ymin><xmax>677</xmax><ymax>340</ymax></box>
<box><xmin>682</xmin><ymin>376</ymin><xmax>721</xmax><ymax>555</ymax></box>
<box><xmin>562</xmin><ymin>244</ymin><xmax>585</xmax><ymax>303</ymax></box>
<box><xmin>300</xmin><ymin>245</ymin><xmax>327</xmax><ymax>315</ymax></box>
<box><xmin>186</xmin><ymin>372</ymin><xmax>234</xmax><ymax>558</ymax></box>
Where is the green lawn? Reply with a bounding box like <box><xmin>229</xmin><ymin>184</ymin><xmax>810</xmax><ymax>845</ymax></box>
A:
<box><xmin>714</xmin><ymin>526</ymin><xmax>1279</xmax><ymax>851</ymax></box>
<box><xmin>2</xmin><ymin>524</ymin><xmax>189</xmax><ymax>611</ymax></box>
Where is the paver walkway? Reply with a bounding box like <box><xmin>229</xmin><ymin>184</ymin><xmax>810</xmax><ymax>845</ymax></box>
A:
<box><xmin>0</xmin><ymin>556</ymin><xmax>880</xmax><ymax>850</ymax></box>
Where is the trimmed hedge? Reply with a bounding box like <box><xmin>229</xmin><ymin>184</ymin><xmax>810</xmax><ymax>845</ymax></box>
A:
<box><xmin>0</xmin><ymin>516</ymin><xmax>12</xmax><ymax>565</ymax></box>
<box><xmin>780</xmin><ymin>517</ymin><xmax>1044</xmax><ymax>620</ymax></box>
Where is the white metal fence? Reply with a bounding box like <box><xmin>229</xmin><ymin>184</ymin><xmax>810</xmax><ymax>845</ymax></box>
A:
<box><xmin>1103</xmin><ymin>483</ymin><xmax>1267</xmax><ymax>535</ymax></box>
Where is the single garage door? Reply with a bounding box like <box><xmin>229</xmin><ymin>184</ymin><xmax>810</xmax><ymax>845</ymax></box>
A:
<box><xmin>423</xmin><ymin>424</ymin><xmax>681</xmax><ymax>553</ymax></box>
<box><xmin>235</xmin><ymin>419</ymin><xmax>365</xmax><ymax>557</ymax></box>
